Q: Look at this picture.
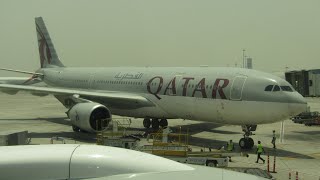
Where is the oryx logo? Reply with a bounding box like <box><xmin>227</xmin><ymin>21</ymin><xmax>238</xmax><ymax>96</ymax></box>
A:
<box><xmin>36</xmin><ymin>23</ymin><xmax>52</xmax><ymax>68</ymax></box>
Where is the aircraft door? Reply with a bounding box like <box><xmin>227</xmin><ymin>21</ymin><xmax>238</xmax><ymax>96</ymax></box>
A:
<box><xmin>230</xmin><ymin>76</ymin><xmax>247</xmax><ymax>100</ymax></box>
<box><xmin>88</xmin><ymin>73</ymin><xmax>95</xmax><ymax>89</ymax></box>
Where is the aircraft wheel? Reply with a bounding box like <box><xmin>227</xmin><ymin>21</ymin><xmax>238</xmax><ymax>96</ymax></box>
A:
<box><xmin>72</xmin><ymin>125</ymin><xmax>80</xmax><ymax>132</ymax></box>
<box><xmin>239</xmin><ymin>138</ymin><xmax>247</xmax><ymax>149</ymax></box>
<box><xmin>151</xmin><ymin>118</ymin><xmax>160</xmax><ymax>129</ymax></box>
<box><xmin>248</xmin><ymin>138</ymin><xmax>254</xmax><ymax>149</ymax></box>
<box><xmin>143</xmin><ymin>118</ymin><xmax>151</xmax><ymax>128</ymax></box>
<box><xmin>239</xmin><ymin>138</ymin><xmax>254</xmax><ymax>149</ymax></box>
<box><xmin>79</xmin><ymin>129</ymin><xmax>88</xmax><ymax>133</ymax></box>
<box><xmin>159</xmin><ymin>119</ymin><xmax>168</xmax><ymax>127</ymax></box>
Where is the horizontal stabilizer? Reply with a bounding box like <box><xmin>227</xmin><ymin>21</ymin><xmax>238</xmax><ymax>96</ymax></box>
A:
<box><xmin>0</xmin><ymin>68</ymin><xmax>43</xmax><ymax>76</ymax></box>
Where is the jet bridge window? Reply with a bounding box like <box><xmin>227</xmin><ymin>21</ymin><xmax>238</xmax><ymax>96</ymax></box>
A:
<box><xmin>280</xmin><ymin>86</ymin><xmax>293</xmax><ymax>92</ymax></box>
<box><xmin>264</xmin><ymin>85</ymin><xmax>274</xmax><ymax>91</ymax></box>
<box><xmin>273</xmin><ymin>85</ymin><xmax>280</xmax><ymax>91</ymax></box>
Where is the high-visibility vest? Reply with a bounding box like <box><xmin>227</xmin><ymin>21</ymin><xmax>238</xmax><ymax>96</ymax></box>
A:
<box><xmin>227</xmin><ymin>142</ymin><xmax>234</xmax><ymax>151</ymax></box>
<box><xmin>257</xmin><ymin>144</ymin><xmax>263</xmax><ymax>153</ymax></box>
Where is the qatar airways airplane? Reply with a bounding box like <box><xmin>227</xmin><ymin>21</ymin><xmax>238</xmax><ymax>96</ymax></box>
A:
<box><xmin>0</xmin><ymin>17</ymin><xmax>307</xmax><ymax>149</ymax></box>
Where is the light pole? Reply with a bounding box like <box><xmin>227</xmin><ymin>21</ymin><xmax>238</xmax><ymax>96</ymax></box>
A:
<box><xmin>242</xmin><ymin>49</ymin><xmax>246</xmax><ymax>68</ymax></box>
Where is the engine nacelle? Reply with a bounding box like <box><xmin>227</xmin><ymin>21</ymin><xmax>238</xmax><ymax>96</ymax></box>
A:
<box><xmin>68</xmin><ymin>102</ymin><xmax>111</xmax><ymax>132</ymax></box>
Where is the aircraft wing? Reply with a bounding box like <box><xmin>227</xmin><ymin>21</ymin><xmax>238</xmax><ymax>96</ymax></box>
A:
<box><xmin>0</xmin><ymin>77</ymin><xmax>42</xmax><ymax>85</ymax></box>
<box><xmin>0</xmin><ymin>77</ymin><xmax>44</xmax><ymax>95</ymax></box>
<box><xmin>0</xmin><ymin>84</ymin><xmax>155</xmax><ymax>109</ymax></box>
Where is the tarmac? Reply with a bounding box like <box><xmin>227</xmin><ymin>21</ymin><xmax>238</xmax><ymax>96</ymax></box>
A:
<box><xmin>0</xmin><ymin>92</ymin><xmax>319</xmax><ymax>180</ymax></box>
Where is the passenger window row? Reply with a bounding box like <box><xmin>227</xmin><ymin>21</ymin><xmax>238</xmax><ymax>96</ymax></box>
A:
<box><xmin>96</xmin><ymin>80</ymin><xmax>143</xmax><ymax>86</ymax></box>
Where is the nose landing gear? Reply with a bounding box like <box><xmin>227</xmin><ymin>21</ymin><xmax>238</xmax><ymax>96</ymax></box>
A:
<box><xmin>239</xmin><ymin>125</ymin><xmax>257</xmax><ymax>149</ymax></box>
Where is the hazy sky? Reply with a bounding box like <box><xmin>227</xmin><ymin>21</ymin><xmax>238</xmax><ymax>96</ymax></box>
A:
<box><xmin>0</xmin><ymin>0</ymin><xmax>319</xmax><ymax>76</ymax></box>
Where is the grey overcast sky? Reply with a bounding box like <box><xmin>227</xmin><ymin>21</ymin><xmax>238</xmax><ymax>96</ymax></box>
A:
<box><xmin>0</xmin><ymin>0</ymin><xmax>319</xmax><ymax>76</ymax></box>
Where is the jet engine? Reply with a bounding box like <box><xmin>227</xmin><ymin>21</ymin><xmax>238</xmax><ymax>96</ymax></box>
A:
<box><xmin>68</xmin><ymin>102</ymin><xmax>111</xmax><ymax>132</ymax></box>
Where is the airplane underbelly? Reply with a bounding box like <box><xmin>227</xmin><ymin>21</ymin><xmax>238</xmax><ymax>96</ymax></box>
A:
<box><xmin>109</xmin><ymin>106</ymin><xmax>171</xmax><ymax>119</ymax></box>
<box><xmin>194</xmin><ymin>99</ymin><xmax>289</xmax><ymax>125</ymax></box>
<box><xmin>114</xmin><ymin>95</ymin><xmax>197</xmax><ymax>119</ymax></box>
<box><xmin>106</xmin><ymin>94</ymin><xmax>290</xmax><ymax>125</ymax></box>
<box><xmin>156</xmin><ymin>96</ymin><xmax>196</xmax><ymax>119</ymax></box>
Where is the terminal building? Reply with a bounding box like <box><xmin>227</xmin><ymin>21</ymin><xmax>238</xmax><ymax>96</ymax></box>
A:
<box><xmin>285</xmin><ymin>69</ymin><xmax>320</xmax><ymax>97</ymax></box>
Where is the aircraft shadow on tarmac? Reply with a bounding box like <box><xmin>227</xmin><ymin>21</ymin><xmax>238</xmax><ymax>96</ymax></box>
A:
<box><xmin>0</xmin><ymin>117</ymin><xmax>71</xmax><ymax>126</ymax></box>
<box><xmin>171</xmin><ymin>124</ymin><xmax>314</xmax><ymax>159</ymax></box>
<box><xmin>128</xmin><ymin>123</ymin><xmax>314</xmax><ymax>160</ymax></box>
<box><xmin>2</xmin><ymin>117</ymin><xmax>314</xmax><ymax>159</ymax></box>
<box><xmin>28</xmin><ymin>131</ymin><xmax>96</xmax><ymax>143</ymax></box>
<box><xmin>43</xmin><ymin>117</ymin><xmax>71</xmax><ymax>126</ymax></box>
<box><xmin>171</xmin><ymin>123</ymin><xmax>241</xmax><ymax>135</ymax></box>
<box><xmin>262</xmin><ymin>147</ymin><xmax>314</xmax><ymax>159</ymax></box>
<box><xmin>128</xmin><ymin>123</ymin><xmax>240</xmax><ymax>136</ymax></box>
<box><xmin>189</xmin><ymin>136</ymin><xmax>314</xmax><ymax>159</ymax></box>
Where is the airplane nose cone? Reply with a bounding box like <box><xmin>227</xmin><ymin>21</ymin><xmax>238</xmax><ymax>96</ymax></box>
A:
<box><xmin>288</xmin><ymin>93</ymin><xmax>308</xmax><ymax>116</ymax></box>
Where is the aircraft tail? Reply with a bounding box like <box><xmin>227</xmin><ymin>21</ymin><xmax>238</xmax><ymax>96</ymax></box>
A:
<box><xmin>35</xmin><ymin>17</ymin><xmax>64</xmax><ymax>68</ymax></box>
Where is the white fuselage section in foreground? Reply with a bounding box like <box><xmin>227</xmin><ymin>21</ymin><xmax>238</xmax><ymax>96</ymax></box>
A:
<box><xmin>0</xmin><ymin>144</ymin><xmax>267</xmax><ymax>180</ymax></box>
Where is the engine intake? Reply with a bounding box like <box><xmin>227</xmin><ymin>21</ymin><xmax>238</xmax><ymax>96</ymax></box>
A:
<box><xmin>68</xmin><ymin>102</ymin><xmax>111</xmax><ymax>132</ymax></box>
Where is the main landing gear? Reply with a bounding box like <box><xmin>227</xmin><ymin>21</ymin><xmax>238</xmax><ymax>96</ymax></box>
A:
<box><xmin>143</xmin><ymin>118</ymin><xmax>168</xmax><ymax>129</ymax></box>
<box><xmin>72</xmin><ymin>125</ymin><xmax>88</xmax><ymax>133</ymax></box>
<box><xmin>239</xmin><ymin>125</ymin><xmax>257</xmax><ymax>149</ymax></box>
<box><xmin>72</xmin><ymin>125</ymin><xmax>80</xmax><ymax>132</ymax></box>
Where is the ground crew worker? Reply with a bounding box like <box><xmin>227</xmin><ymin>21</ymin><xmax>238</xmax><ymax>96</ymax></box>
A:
<box><xmin>256</xmin><ymin>140</ymin><xmax>265</xmax><ymax>163</ymax></box>
<box><xmin>271</xmin><ymin>130</ymin><xmax>276</xmax><ymax>149</ymax></box>
<box><xmin>226</xmin><ymin>140</ymin><xmax>234</xmax><ymax>162</ymax></box>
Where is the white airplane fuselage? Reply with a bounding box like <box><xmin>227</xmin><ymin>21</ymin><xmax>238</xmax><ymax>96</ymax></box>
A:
<box><xmin>39</xmin><ymin>66</ymin><xmax>307</xmax><ymax>125</ymax></box>
<box><xmin>0</xmin><ymin>144</ymin><xmax>268</xmax><ymax>180</ymax></box>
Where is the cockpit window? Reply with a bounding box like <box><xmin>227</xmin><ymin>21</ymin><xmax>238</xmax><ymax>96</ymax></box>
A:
<box><xmin>280</xmin><ymin>86</ymin><xmax>293</xmax><ymax>92</ymax></box>
<box><xmin>273</xmin><ymin>85</ymin><xmax>280</xmax><ymax>91</ymax></box>
<box><xmin>264</xmin><ymin>85</ymin><xmax>274</xmax><ymax>91</ymax></box>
